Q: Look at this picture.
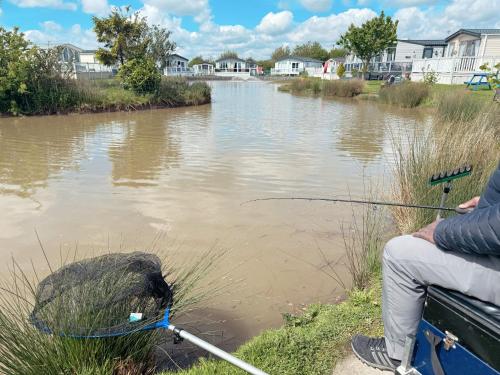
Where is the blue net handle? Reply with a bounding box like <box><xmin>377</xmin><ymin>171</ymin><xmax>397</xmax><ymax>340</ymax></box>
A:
<box><xmin>32</xmin><ymin>308</ymin><xmax>170</xmax><ymax>339</ymax></box>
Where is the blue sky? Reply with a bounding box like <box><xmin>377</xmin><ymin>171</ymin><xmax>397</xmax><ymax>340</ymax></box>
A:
<box><xmin>1</xmin><ymin>0</ymin><xmax>499</xmax><ymax>59</ymax></box>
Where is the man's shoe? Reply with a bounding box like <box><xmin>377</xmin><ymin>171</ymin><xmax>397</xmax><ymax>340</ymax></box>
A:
<box><xmin>351</xmin><ymin>335</ymin><xmax>401</xmax><ymax>372</ymax></box>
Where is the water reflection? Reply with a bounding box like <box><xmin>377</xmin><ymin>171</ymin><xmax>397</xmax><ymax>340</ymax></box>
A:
<box><xmin>0</xmin><ymin>82</ymin><xmax>431</xmax><ymax>348</ymax></box>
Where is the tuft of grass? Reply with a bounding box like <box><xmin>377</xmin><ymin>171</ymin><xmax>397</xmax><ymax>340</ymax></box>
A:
<box><xmin>321</xmin><ymin>79</ymin><xmax>365</xmax><ymax>98</ymax></box>
<box><xmin>161</xmin><ymin>279</ymin><xmax>383</xmax><ymax>375</ymax></box>
<box><xmin>390</xmin><ymin>105</ymin><xmax>500</xmax><ymax>233</ymax></box>
<box><xmin>379</xmin><ymin>82</ymin><xmax>429</xmax><ymax>108</ymax></box>
<box><xmin>435</xmin><ymin>89</ymin><xmax>487</xmax><ymax>122</ymax></box>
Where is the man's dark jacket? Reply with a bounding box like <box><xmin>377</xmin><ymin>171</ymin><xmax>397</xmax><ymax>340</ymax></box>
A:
<box><xmin>434</xmin><ymin>161</ymin><xmax>500</xmax><ymax>255</ymax></box>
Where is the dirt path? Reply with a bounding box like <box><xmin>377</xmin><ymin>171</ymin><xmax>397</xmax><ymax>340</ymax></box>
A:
<box><xmin>333</xmin><ymin>355</ymin><xmax>382</xmax><ymax>375</ymax></box>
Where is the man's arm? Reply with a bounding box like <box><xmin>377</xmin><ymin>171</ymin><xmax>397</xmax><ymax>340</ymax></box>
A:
<box><xmin>433</xmin><ymin>202</ymin><xmax>500</xmax><ymax>255</ymax></box>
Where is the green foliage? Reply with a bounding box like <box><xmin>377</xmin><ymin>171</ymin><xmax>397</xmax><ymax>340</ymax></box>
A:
<box><xmin>336</xmin><ymin>63</ymin><xmax>346</xmax><ymax>78</ymax></box>
<box><xmin>479</xmin><ymin>62</ymin><xmax>500</xmax><ymax>88</ymax></box>
<box><xmin>118</xmin><ymin>58</ymin><xmax>161</xmax><ymax>94</ymax></box>
<box><xmin>189</xmin><ymin>55</ymin><xmax>205</xmax><ymax>67</ymax></box>
<box><xmin>321</xmin><ymin>79</ymin><xmax>364</xmax><ymax>97</ymax></box>
<box><xmin>257</xmin><ymin>59</ymin><xmax>274</xmax><ymax>72</ymax></box>
<box><xmin>423</xmin><ymin>70</ymin><xmax>439</xmax><ymax>85</ymax></box>
<box><xmin>293</xmin><ymin>41</ymin><xmax>329</xmax><ymax>62</ymax></box>
<box><xmin>145</xmin><ymin>24</ymin><xmax>176</xmax><ymax>71</ymax></box>
<box><xmin>271</xmin><ymin>45</ymin><xmax>291</xmax><ymax>61</ymax></box>
<box><xmin>218</xmin><ymin>50</ymin><xmax>239</xmax><ymax>60</ymax></box>
<box><xmin>0</xmin><ymin>27</ymin><xmax>100</xmax><ymax>115</ymax></box>
<box><xmin>93</xmin><ymin>6</ymin><xmax>148</xmax><ymax>66</ymax></box>
<box><xmin>338</xmin><ymin>11</ymin><xmax>398</xmax><ymax>74</ymax></box>
<box><xmin>329</xmin><ymin>48</ymin><xmax>348</xmax><ymax>59</ymax></box>
<box><xmin>379</xmin><ymin>82</ymin><xmax>429</xmax><ymax>108</ymax></box>
<box><xmin>163</xmin><ymin>280</ymin><xmax>383</xmax><ymax>375</ymax></box>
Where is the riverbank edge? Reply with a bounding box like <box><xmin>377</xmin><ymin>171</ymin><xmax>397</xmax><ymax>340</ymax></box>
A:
<box><xmin>0</xmin><ymin>99</ymin><xmax>212</xmax><ymax>118</ymax></box>
<box><xmin>160</xmin><ymin>277</ymin><xmax>383</xmax><ymax>375</ymax></box>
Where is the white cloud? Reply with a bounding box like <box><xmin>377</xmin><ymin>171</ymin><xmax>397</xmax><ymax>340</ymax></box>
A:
<box><xmin>256</xmin><ymin>11</ymin><xmax>293</xmax><ymax>35</ymax></box>
<box><xmin>25</xmin><ymin>23</ymin><xmax>98</xmax><ymax>49</ymax></box>
<box><xmin>384</xmin><ymin>0</ymin><xmax>435</xmax><ymax>5</ymax></box>
<box><xmin>143</xmin><ymin>0</ymin><xmax>209</xmax><ymax>16</ymax></box>
<box><xmin>10</xmin><ymin>0</ymin><xmax>77</xmax><ymax>10</ymax></box>
<box><xmin>299</xmin><ymin>0</ymin><xmax>333</xmax><ymax>12</ymax></box>
<box><xmin>288</xmin><ymin>8</ymin><xmax>377</xmax><ymax>44</ymax></box>
<box><xmin>445</xmin><ymin>0</ymin><xmax>500</xmax><ymax>24</ymax></box>
<box><xmin>81</xmin><ymin>0</ymin><xmax>110</xmax><ymax>15</ymax></box>
<box><xmin>41</xmin><ymin>20</ymin><xmax>63</xmax><ymax>32</ymax></box>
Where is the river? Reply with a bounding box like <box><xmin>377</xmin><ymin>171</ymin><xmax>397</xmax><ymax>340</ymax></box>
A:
<box><xmin>0</xmin><ymin>81</ymin><xmax>431</xmax><ymax>353</ymax></box>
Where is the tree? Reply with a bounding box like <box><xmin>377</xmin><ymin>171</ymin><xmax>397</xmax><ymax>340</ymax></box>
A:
<box><xmin>271</xmin><ymin>45</ymin><xmax>290</xmax><ymax>61</ymax></box>
<box><xmin>293</xmin><ymin>41</ymin><xmax>329</xmax><ymax>62</ymax></box>
<box><xmin>145</xmin><ymin>24</ymin><xmax>176</xmax><ymax>72</ymax></box>
<box><xmin>218</xmin><ymin>51</ymin><xmax>239</xmax><ymax>60</ymax></box>
<box><xmin>93</xmin><ymin>6</ymin><xmax>148</xmax><ymax>66</ymax></box>
<box><xmin>258</xmin><ymin>59</ymin><xmax>274</xmax><ymax>71</ymax></box>
<box><xmin>118</xmin><ymin>58</ymin><xmax>161</xmax><ymax>94</ymax></box>
<box><xmin>336</xmin><ymin>63</ymin><xmax>346</xmax><ymax>78</ymax></box>
<box><xmin>337</xmin><ymin>11</ymin><xmax>398</xmax><ymax>74</ymax></box>
<box><xmin>329</xmin><ymin>48</ymin><xmax>348</xmax><ymax>59</ymax></box>
<box><xmin>189</xmin><ymin>56</ymin><xmax>205</xmax><ymax>67</ymax></box>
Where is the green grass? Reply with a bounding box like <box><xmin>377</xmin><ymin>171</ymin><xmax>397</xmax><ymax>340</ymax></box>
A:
<box><xmin>278</xmin><ymin>78</ymin><xmax>365</xmax><ymax>98</ymax></box>
<box><xmin>161</xmin><ymin>278</ymin><xmax>383</xmax><ymax>375</ymax></box>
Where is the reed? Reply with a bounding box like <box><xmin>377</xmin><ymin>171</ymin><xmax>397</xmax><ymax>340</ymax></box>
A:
<box><xmin>435</xmin><ymin>89</ymin><xmax>487</xmax><ymax>122</ymax></box>
<box><xmin>378</xmin><ymin>82</ymin><xmax>429</xmax><ymax>108</ymax></box>
<box><xmin>321</xmin><ymin>79</ymin><xmax>364</xmax><ymax>97</ymax></box>
<box><xmin>389</xmin><ymin>106</ymin><xmax>500</xmax><ymax>233</ymax></box>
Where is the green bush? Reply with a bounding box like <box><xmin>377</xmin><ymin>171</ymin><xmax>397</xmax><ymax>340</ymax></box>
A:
<box><xmin>379</xmin><ymin>82</ymin><xmax>429</xmax><ymax>108</ymax></box>
<box><xmin>321</xmin><ymin>79</ymin><xmax>364</xmax><ymax>97</ymax></box>
<box><xmin>423</xmin><ymin>70</ymin><xmax>439</xmax><ymax>85</ymax></box>
<box><xmin>118</xmin><ymin>58</ymin><xmax>161</xmax><ymax>95</ymax></box>
<box><xmin>336</xmin><ymin>63</ymin><xmax>346</xmax><ymax>79</ymax></box>
<box><xmin>183</xmin><ymin>81</ymin><xmax>211</xmax><ymax>105</ymax></box>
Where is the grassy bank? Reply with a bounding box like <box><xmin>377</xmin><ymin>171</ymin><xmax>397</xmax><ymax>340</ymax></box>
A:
<box><xmin>1</xmin><ymin>77</ymin><xmax>211</xmax><ymax>116</ymax></box>
<box><xmin>278</xmin><ymin>77</ymin><xmax>496</xmax><ymax>109</ymax></box>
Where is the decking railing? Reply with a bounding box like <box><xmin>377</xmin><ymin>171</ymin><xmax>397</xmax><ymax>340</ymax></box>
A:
<box><xmin>412</xmin><ymin>56</ymin><xmax>500</xmax><ymax>74</ymax></box>
<box><xmin>270</xmin><ymin>68</ymin><xmax>301</xmax><ymax>75</ymax></box>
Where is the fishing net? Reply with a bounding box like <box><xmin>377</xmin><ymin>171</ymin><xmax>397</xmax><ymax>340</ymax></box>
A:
<box><xmin>31</xmin><ymin>252</ymin><xmax>173</xmax><ymax>338</ymax></box>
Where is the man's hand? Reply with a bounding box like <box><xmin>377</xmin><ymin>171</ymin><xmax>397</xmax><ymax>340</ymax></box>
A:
<box><xmin>459</xmin><ymin>196</ymin><xmax>480</xmax><ymax>209</ymax></box>
<box><xmin>413</xmin><ymin>220</ymin><xmax>442</xmax><ymax>244</ymax></box>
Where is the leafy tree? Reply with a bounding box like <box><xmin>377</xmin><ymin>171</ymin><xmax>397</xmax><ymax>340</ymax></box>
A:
<box><xmin>258</xmin><ymin>59</ymin><xmax>274</xmax><ymax>71</ymax></box>
<box><xmin>293</xmin><ymin>41</ymin><xmax>329</xmax><ymax>62</ymax></box>
<box><xmin>144</xmin><ymin>24</ymin><xmax>176</xmax><ymax>72</ymax></box>
<box><xmin>271</xmin><ymin>45</ymin><xmax>290</xmax><ymax>61</ymax></box>
<box><xmin>189</xmin><ymin>56</ymin><xmax>205</xmax><ymax>67</ymax></box>
<box><xmin>118</xmin><ymin>58</ymin><xmax>161</xmax><ymax>94</ymax></box>
<box><xmin>93</xmin><ymin>6</ymin><xmax>148</xmax><ymax>66</ymax></box>
<box><xmin>338</xmin><ymin>11</ymin><xmax>398</xmax><ymax>74</ymax></box>
<box><xmin>329</xmin><ymin>48</ymin><xmax>348</xmax><ymax>59</ymax></box>
<box><xmin>218</xmin><ymin>50</ymin><xmax>239</xmax><ymax>60</ymax></box>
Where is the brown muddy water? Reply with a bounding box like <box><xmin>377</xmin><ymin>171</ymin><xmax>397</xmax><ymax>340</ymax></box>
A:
<box><xmin>0</xmin><ymin>81</ymin><xmax>431</xmax><ymax>354</ymax></box>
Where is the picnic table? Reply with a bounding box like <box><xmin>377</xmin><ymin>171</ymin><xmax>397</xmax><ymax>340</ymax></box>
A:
<box><xmin>464</xmin><ymin>73</ymin><xmax>491</xmax><ymax>90</ymax></box>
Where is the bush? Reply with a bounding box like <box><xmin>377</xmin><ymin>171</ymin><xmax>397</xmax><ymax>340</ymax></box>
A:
<box><xmin>435</xmin><ymin>90</ymin><xmax>486</xmax><ymax>122</ymax></box>
<box><xmin>154</xmin><ymin>77</ymin><xmax>211</xmax><ymax>106</ymax></box>
<box><xmin>183</xmin><ymin>81</ymin><xmax>211</xmax><ymax>105</ymax></box>
<box><xmin>379</xmin><ymin>82</ymin><xmax>429</xmax><ymax>108</ymax></box>
<box><xmin>321</xmin><ymin>79</ymin><xmax>364</xmax><ymax>97</ymax></box>
<box><xmin>336</xmin><ymin>63</ymin><xmax>346</xmax><ymax>79</ymax></box>
<box><xmin>118</xmin><ymin>58</ymin><xmax>161</xmax><ymax>95</ymax></box>
<box><xmin>423</xmin><ymin>70</ymin><xmax>439</xmax><ymax>85</ymax></box>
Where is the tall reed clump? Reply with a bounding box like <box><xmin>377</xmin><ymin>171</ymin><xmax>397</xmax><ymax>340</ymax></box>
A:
<box><xmin>0</xmin><ymin>249</ymin><xmax>223</xmax><ymax>375</ymax></box>
<box><xmin>153</xmin><ymin>78</ymin><xmax>211</xmax><ymax>107</ymax></box>
<box><xmin>341</xmin><ymin>198</ymin><xmax>387</xmax><ymax>290</ymax></box>
<box><xmin>379</xmin><ymin>82</ymin><xmax>429</xmax><ymax>108</ymax></box>
<box><xmin>435</xmin><ymin>89</ymin><xmax>486</xmax><ymax>122</ymax></box>
<box><xmin>321</xmin><ymin>79</ymin><xmax>365</xmax><ymax>98</ymax></box>
<box><xmin>390</xmin><ymin>106</ymin><xmax>500</xmax><ymax>234</ymax></box>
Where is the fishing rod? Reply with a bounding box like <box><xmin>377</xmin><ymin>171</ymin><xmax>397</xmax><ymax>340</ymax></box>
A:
<box><xmin>244</xmin><ymin>164</ymin><xmax>474</xmax><ymax>217</ymax></box>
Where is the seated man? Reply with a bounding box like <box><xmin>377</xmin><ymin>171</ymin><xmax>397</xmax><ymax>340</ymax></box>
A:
<box><xmin>351</xmin><ymin>161</ymin><xmax>500</xmax><ymax>371</ymax></box>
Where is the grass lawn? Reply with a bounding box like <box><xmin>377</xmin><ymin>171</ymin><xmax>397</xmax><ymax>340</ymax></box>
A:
<box><xmin>160</xmin><ymin>278</ymin><xmax>383</xmax><ymax>375</ymax></box>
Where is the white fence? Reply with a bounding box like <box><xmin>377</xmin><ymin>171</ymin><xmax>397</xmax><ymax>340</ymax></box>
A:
<box><xmin>72</xmin><ymin>62</ymin><xmax>116</xmax><ymax>80</ymax></box>
<box><xmin>270</xmin><ymin>68</ymin><xmax>301</xmax><ymax>75</ymax></box>
<box><xmin>411</xmin><ymin>56</ymin><xmax>500</xmax><ymax>84</ymax></box>
<box><xmin>165</xmin><ymin>67</ymin><xmax>193</xmax><ymax>76</ymax></box>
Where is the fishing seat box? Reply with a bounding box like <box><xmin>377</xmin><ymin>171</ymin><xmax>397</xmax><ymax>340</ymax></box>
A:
<box><xmin>412</xmin><ymin>286</ymin><xmax>500</xmax><ymax>375</ymax></box>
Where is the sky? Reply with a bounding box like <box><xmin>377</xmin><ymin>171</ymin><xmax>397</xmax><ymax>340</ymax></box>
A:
<box><xmin>1</xmin><ymin>0</ymin><xmax>499</xmax><ymax>60</ymax></box>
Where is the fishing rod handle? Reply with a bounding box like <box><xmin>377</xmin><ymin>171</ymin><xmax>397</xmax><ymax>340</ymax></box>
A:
<box><xmin>454</xmin><ymin>206</ymin><xmax>475</xmax><ymax>215</ymax></box>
